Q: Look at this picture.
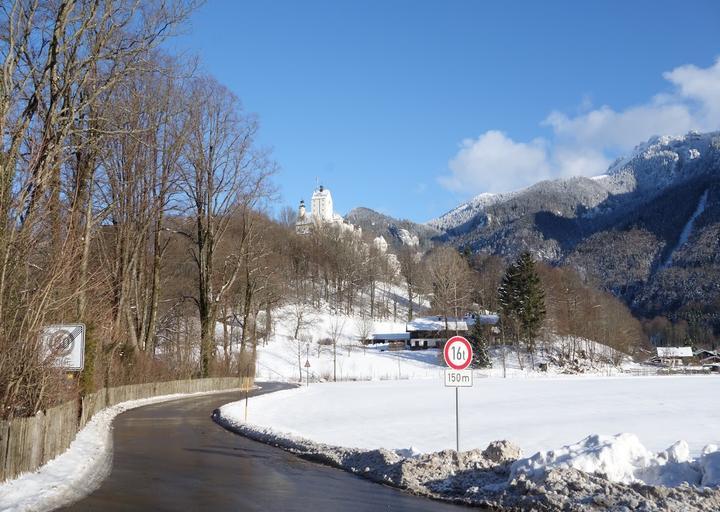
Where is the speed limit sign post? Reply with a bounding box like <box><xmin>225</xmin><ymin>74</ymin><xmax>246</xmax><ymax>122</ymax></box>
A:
<box><xmin>443</xmin><ymin>336</ymin><xmax>473</xmax><ymax>453</ymax></box>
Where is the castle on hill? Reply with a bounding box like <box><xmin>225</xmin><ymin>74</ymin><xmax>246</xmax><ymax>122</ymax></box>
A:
<box><xmin>295</xmin><ymin>185</ymin><xmax>361</xmax><ymax>236</ymax></box>
<box><xmin>295</xmin><ymin>184</ymin><xmax>400</xmax><ymax>274</ymax></box>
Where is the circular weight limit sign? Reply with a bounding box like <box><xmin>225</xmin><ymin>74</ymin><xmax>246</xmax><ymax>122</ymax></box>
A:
<box><xmin>443</xmin><ymin>336</ymin><xmax>473</xmax><ymax>370</ymax></box>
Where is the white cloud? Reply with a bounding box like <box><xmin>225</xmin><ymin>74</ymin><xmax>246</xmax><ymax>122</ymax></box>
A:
<box><xmin>439</xmin><ymin>131</ymin><xmax>551</xmax><ymax>193</ymax></box>
<box><xmin>552</xmin><ymin>146</ymin><xmax>610</xmax><ymax>179</ymax></box>
<box><xmin>440</xmin><ymin>57</ymin><xmax>720</xmax><ymax>195</ymax></box>
<box><xmin>543</xmin><ymin>103</ymin><xmax>696</xmax><ymax>152</ymax></box>
<box><xmin>663</xmin><ymin>58</ymin><xmax>720</xmax><ymax>124</ymax></box>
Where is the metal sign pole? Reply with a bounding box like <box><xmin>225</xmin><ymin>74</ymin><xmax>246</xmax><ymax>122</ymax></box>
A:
<box><xmin>244</xmin><ymin>372</ymin><xmax>249</xmax><ymax>422</ymax></box>
<box><xmin>244</xmin><ymin>389</ymin><xmax>249</xmax><ymax>422</ymax></box>
<box><xmin>455</xmin><ymin>387</ymin><xmax>459</xmax><ymax>452</ymax></box>
<box><xmin>304</xmin><ymin>345</ymin><xmax>311</xmax><ymax>387</ymax></box>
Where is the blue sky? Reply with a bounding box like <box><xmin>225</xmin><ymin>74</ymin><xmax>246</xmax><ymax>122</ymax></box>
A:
<box><xmin>172</xmin><ymin>0</ymin><xmax>720</xmax><ymax>222</ymax></box>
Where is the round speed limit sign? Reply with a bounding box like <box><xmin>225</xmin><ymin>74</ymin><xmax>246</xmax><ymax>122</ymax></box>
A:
<box><xmin>443</xmin><ymin>336</ymin><xmax>473</xmax><ymax>370</ymax></box>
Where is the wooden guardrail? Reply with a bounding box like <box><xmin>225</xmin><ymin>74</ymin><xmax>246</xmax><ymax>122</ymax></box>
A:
<box><xmin>0</xmin><ymin>376</ymin><xmax>253</xmax><ymax>483</ymax></box>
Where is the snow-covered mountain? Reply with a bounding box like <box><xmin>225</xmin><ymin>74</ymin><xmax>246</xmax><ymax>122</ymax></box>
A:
<box><xmin>430</xmin><ymin>131</ymin><xmax>720</xmax><ymax>234</ymax></box>
<box><xmin>428</xmin><ymin>131</ymin><xmax>720</xmax><ymax>321</ymax></box>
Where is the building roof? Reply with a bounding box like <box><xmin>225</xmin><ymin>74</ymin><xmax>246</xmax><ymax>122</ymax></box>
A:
<box><xmin>406</xmin><ymin>316</ymin><xmax>468</xmax><ymax>332</ymax></box>
<box><xmin>371</xmin><ymin>332</ymin><xmax>411</xmax><ymax>341</ymax></box>
<box><xmin>476</xmin><ymin>313</ymin><xmax>500</xmax><ymax>325</ymax></box>
<box><xmin>656</xmin><ymin>346</ymin><xmax>693</xmax><ymax>358</ymax></box>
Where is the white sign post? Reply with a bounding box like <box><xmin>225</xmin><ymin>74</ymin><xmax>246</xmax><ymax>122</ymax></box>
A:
<box><xmin>42</xmin><ymin>324</ymin><xmax>85</xmax><ymax>371</ymax></box>
<box><xmin>443</xmin><ymin>336</ymin><xmax>473</xmax><ymax>453</ymax></box>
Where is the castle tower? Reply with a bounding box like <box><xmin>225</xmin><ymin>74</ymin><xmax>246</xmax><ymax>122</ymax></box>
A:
<box><xmin>311</xmin><ymin>185</ymin><xmax>334</xmax><ymax>223</ymax></box>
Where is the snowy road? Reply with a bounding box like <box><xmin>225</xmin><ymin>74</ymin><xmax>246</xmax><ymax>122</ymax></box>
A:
<box><xmin>59</xmin><ymin>383</ymin><xmax>466</xmax><ymax>512</ymax></box>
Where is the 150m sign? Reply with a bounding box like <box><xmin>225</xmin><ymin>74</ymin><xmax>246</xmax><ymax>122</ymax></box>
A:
<box><xmin>444</xmin><ymin>369</ymin><xmax>473</xmax><ymax>387</ymax></box>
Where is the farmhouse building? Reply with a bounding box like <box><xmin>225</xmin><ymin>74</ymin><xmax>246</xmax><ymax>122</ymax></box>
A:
<box><xmin>655</xmin><ymin>346</ymin><xmax>693</xmax><ymax>367</ymax></box>
<box><xmin>694</xmin><ymin>349</ymin><xmax>720</xmax><ymax>371</ymax></box>
<box><xmin>369</xmin><ymin>332</ymin><xmax>410</xmax><ymax>344</ymax></box>
<box><xmin>369</xmin><ymin>313</ymin><xmax>500</xmax><ymax>349</ymax></box>
<box><xmin>405</xmin><ymin>316</ymin><xmax>469</xmax><ymax>349</ymax></box>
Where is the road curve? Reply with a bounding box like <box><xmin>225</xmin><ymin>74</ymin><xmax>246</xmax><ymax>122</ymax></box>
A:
<box><xmin>60</xmin><ymin>382</ymin><xmax>469</xmax><ymax>511</ymax></box>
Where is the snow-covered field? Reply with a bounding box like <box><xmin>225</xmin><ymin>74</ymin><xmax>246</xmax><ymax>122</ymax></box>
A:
<box><xmin>227</xmin><ymin>376</ymin><xmax>720</xmax><ymax>457</ymax></box>
<box><xmin>257</xmin><ymin>340</ymin><xmax>442</xmax><ymax>382</ymax></box>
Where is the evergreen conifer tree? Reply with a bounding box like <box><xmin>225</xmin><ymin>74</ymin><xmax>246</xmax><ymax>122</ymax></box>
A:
<box><xmin>515</xmin><ymin>252</ymin><xmax>546</xmax><ymax>349</ymax></box>
<box><xmin>469</xmin><ymin>317</ymin><xmax>492</xmax><ymax>368</ymax></box>
<box><xmin>497</xmin><ymin>252</ymin><xmax>546</xmax><ymax>360</ymax></box>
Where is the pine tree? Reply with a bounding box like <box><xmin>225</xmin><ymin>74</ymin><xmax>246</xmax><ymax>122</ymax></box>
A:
<box><xmin>498</xmin><ymin>257</ymin><xmax>524</xmax><ymax>367</ymax></box>
<box><xmin>515</xmin><ymin>252</ymin><xmax>546</xmax><ymax>351</ymax></box>
<box><xmin>497</xmin><ymin>252</ymin><xmax>546</xmax><ymax>365</ymax></box>
<box><xmin>469</xmin><ymin>317</ymin><xmax>492</xmax><ymax>368</ymax></box>
<box><xmin>498</xmin><ymin>259</ymin><xmax>521</xmax><ymax>319</ymax></box>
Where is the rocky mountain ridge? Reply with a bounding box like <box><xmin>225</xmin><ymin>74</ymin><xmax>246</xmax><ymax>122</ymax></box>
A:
<box><xmin>344</xmin><ymin>207</ymin><xmax>440</xmax><ymax>251</ymax></box>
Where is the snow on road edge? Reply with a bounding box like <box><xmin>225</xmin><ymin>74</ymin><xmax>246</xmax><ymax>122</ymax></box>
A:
<box><xmin>0</xmin><ymin>387</ymin><xmax>248</xmax><ymax>512</ymax></box>
<box><xmin>215</xmin><ymin>399</ymin><xmax>720</xmax><ymax>511</ymax></box>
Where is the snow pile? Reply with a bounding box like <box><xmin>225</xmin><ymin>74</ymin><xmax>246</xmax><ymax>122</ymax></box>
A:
<box><xmin>214</xmin><ymin>405</ymin><xmax>520</xmax><ymax>503</ymax></box>
<box><xmin>512</xmin><ymin>433</ymin><xmax>720</xmax><ymax>488</ymax></box>
<box><xmin>512</xmin><ymin>433</ymin><xmax>653</xmax><ymax>484</ymax></box>
<box><xmin>699</xmin><ymin>448</ymin><xmax>720</xmax><ymax>487</ymax></box>
<box><xmin>0</xmin><ymin>389</ymin><xmax>244</xmax><ymax>512</ymax></box>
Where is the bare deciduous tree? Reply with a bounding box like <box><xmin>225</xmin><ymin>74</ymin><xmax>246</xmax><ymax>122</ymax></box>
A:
<box><xmin>329</xmin><ymin>314</ymin><xmax>346</xmax><ymax>382</ymax></box>
<box><xmin>177</xmin><ymin>77</ymin><xmax>273</xmax><ymax>377</ymax></box>
<box><xmin>425</xmin><ymin>247</ymin><xmax>474</xmax><ymax>333</ymax></box>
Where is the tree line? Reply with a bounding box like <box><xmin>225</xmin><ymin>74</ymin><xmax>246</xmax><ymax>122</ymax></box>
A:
<box><xmin>417</xmin><ymin>247</ymin><xmax>648</xmax><ymax>370</ymax></box>
<box><xmin>0</xmin><ymin>0</ymin><xmax>279</xmax><ymax>419</ymax></box>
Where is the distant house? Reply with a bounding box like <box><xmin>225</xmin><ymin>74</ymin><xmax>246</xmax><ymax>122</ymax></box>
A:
<box><xmin>466</xmin><ymin>311</ymin><xmax>501</xmax><ymax>343</ymax></box>
<box><xmin>368</xmin><ymin>313</ymin><xmax>500</xmax><ymax>350</ymax></box>
<box><xmin>694</xmin><ymin>349</ymin><xmax>720</xmax><ymax>371</ymax></box>
<box><xmin>466</xmin><ymin>312</ymin><xmax>501</xmax><ymax>325</ymax></box>
<box><xmin>405</xmin><ymin>316</ymin><xmax>468</xmax><ymax>349</ymax></box>
<box><xmin>694</xmin><ymin>349</ymin><xmax>719</xmax><ymax>360</ymax></box>
<box><xmin>368</xmin><ymin>332</ymin><xmax>410</xmax><ymax>345</ymax></box>
<box><xmin>655</xmin><ymin>346</ymin><xmax>693</xmax><ymax>367</ymax></box>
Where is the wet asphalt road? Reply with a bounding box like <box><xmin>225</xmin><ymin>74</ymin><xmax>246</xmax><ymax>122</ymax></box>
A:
<box><xmin>60</xmin><ymin>382</ymin><xmax>468</xmax><ymax>512</ymax></box>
